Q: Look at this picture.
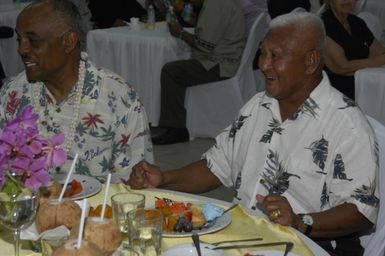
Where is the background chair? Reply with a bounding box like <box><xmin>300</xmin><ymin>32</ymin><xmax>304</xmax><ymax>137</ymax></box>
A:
<box><xmin>184</xmin><ymin>13</ymin><xmax>270</xmax><ymax>139</ymax></box>
<box><xmin>360</xmin><ymin>116</ymin><xmax>385</xmax><ymax>256</ymax></box>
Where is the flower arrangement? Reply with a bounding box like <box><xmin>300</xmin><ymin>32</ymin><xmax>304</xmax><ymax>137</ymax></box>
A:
<box><xmin>0</xmin><ymin>106</ymin><xmax>67</xmax><ymax>198</ymax></box>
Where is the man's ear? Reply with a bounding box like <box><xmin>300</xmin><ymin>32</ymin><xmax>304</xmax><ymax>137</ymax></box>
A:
<box><xmin>305</xmin><ymin>49</ymin><xmax>321</xmax><ymax>74</ymax></box>
<box><xmin>62</xmin><ymin>31</ymin><xmax>78</xmax><ymax>53</ymax></box>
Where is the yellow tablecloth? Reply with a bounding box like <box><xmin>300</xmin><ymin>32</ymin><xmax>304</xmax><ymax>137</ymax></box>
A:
<box><xmin>0</xmin><ymin>184</ymin><xmax>314</xmax><ymax>255</ymax></box>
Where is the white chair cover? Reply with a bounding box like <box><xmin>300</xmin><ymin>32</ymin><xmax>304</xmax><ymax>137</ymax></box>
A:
<box><xmin>184</xmin><ymin>13</ymin><xmax>270</xmax><ymax>139</ymax></box>
<box><xmin>361</xmin><ymin>116</ymin><xmax>385</xmax><ymax>256</ymax></box>
<box><xmin>357</xmin><ymin>11</ymin><xmax>383</xmax><ymax>41</ymax></box>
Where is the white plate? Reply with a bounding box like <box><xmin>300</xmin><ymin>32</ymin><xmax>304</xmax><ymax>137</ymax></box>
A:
<box><xmin>54</xmin><ymin>174</ymin><xmax>102</xmax><ymax>200</ymax></box>
<box><xmin>161</xmin><ymin>243</ymin><xmax>225</xmax><ymax>256</ymax></box>
<box><xmin>245</xmin><ymin>250</ymin><xmax>299</xmax><ymax>256</ymax></box>
<box><xmin>161</xmin><ymin>202</ymin><xmax>231</xmax><ymax>238</ymax></box>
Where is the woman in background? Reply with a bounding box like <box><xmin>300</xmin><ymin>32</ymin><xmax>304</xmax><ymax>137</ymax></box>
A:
<box><xmin>321</xmin><ymin>0</ymin><xmax>385</xmax><ymax>100</ymax></box>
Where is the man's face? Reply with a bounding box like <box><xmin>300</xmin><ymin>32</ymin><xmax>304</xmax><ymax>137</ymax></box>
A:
<box><xmin>258</xmin><ymin>26</ymin><xmax>312</xmax><ymax>102</ymax></box>
<box><xmin>16</xmin><ymin>4</ymin><xmax>69</xmax><ymax>82</ymax></box>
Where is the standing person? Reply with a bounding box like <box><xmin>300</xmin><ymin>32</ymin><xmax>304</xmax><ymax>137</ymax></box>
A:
<box><xmin>240</xmin><ymin>0</ymin><xmax>268</xmax><ymax>36</ymax></box>
<box><xmin>0</xmin><ymin>0</ymin><xmax>153</xmax><ymax>183</ymax></box>
<box><xmin>321</xmin><ymin>0</ymin><xmax>385</xmax><ymax>100</ymax></box>
<box><xmin>152</xmin><ymin>0</ymin><xmax>245</xmax><ymax>145</ymax></box>
<box><xmin>130</xmin><ymin>12</ymin><xmax>378</xmax><ymax>255</ymax></box>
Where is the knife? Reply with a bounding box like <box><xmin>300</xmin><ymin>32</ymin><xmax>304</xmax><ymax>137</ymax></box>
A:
<box><xmin>211</xmin><ymin>241</ymin><xmax>293</xmax><ymax>251</ymax></box>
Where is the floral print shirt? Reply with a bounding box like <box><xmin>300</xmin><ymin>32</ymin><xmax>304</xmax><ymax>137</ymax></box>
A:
<box><xmin>204</xmin><ymin>73</ymin><xmax>379</xmax><ymax>223</ymax></box>
<box><xmin>0</xmin><ymin>53</ymin><xmax>153</xmax><ymax>183</ymax></box>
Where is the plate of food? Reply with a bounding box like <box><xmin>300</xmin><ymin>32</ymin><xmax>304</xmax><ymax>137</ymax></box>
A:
<box><xmin>53</xmin><ymin>174</ymin><xmax>102</xmax><ymax>200</ymax></box>
<box><xmin>155</xmin><ymin>198</ymin><xmax>232</xmax><ymax>238</ymax></box>
<box><xmin>244</xmin><ymin>250</ymin><xmax>299</xmax><ymax>256</ymax></box>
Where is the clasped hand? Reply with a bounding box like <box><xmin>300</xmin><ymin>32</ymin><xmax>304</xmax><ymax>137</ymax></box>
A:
<box><xmin>128</xmin><ymin>160</ymin><xmax>163</xmax><ymax>189</ymax></box>
<box><xmin>168</xmin><ymin>21</ymin><xmax>183</xmax><ymax>38</ymax></box>
<box><xmin>256</xmin><ymin>194</ymin><xmax>301</xmax><ymax>229</ymax></box>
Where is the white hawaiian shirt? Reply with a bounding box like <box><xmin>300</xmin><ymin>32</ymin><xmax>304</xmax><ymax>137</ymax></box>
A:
<box><xmin>203</xmin><ymin>73</ymin><xmax>379</xmax><ymax>223</ymax></box>
<box><xmin>0</xmin><ymin>53</ymin><xmax>153</xmax><ymax>183</ymax></box>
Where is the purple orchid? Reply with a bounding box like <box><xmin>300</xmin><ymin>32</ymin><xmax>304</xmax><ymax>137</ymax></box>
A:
<box><xmin>0</xmin><ymin>105</ymin><xmax>66</xmax><ymax>193</ymax></box>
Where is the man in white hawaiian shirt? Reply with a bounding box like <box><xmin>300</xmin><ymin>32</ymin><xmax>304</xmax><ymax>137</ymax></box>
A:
<box><xmin>129</xmin><ymin>12</ymin><xmax>379</xmax><ymax>255</ymax></box>
<box><xmin>0</xmin><ymin>0</ymin><xmax>153</xmax><ymax>183</ymax></box>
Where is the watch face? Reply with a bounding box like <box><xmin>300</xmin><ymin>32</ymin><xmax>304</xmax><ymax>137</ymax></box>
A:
<box><xmin>303</xmin><ymin>214</ymin><xmax>314</xmax><ymax>225</ymax></box>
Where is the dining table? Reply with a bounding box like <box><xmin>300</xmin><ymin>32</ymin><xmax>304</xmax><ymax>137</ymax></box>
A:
<box><xmin>0</xmin><ymin>183</ymin><xmax>330</xmax><ymax>256</ymax></box>
<box><xmin>0</xmin><ymin>2</ymin><xmax>25</xmax><ymax>78</ymax></box>
<box><xmin>355</xmin><ymin>67</ymin><xmax>385</xmax><ymax>126</ymax></box>
<box><xmin>86</xmin><ymin>22</ymin><xmax>191</xmax><ymax>126</ymax></box>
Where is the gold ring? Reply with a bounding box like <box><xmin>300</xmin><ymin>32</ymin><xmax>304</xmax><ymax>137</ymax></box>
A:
<box><xmin>269</xmin><ymin>209</ymin><xmax>281</xmax><ymax>220</ymax></box>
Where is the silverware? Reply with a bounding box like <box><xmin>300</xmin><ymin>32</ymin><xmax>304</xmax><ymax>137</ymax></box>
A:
<box><xmin>283</xmin><ymin>242</ymin><xmax>294</xmax><ymax>256</ymax></box>
<box><xmin>211</xmin><ymin>241</ymin><xmax>294</xmax><ymax>252</ymax></box>
<box><xmin>192</xmin><ymin>231</ymin><xmax>202</xmax><ymax>256</ymax></box>
<box><xmin>201</xmin><ymin>237</ymin><xmax>263</xmax><ymax>246</ymax></box>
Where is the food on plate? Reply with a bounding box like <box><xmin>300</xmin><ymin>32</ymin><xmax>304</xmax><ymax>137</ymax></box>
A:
<box><xmin>36</xmin><ymin>199</ymin><xmax>81</xmax><ymax>233</ymax></box>
<box><xmin>64</xmin><ymin>179</ymin><xmax>83</xmax><ymax>198</ymax></box>
<box><xmin>155</xmin><ymin>198</ymin><xmax>224</xmax><ymax>232</ymax></box>
<box><xmin>88</xmin><ymin>204</ymin><xmax>113</xmax><ymax>219</ymax></box>
<box><xmin>52</xmin><ymin>238</ymin><xmax>104</xmax><ymax>256</ymax></box>
<box><xmin>39</xmin><ymin>180</ymin><xmax>61</xmax><ymax>204</ymax></box>
<box><xmin>70</xmin><ymin>217</ymin><xmax>122</xmax><ymax>255</ymax></box>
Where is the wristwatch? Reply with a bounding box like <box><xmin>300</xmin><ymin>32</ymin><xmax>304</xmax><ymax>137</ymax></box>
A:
<box><xmin>300</xmin><ymin>214</ymin><xmax>313</xmax><ymax>236</ymax></box>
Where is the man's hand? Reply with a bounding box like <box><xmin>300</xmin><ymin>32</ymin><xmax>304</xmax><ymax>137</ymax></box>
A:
<box><xmin>256</xmin><ymin>194</ymin><xmax>301</xmax><ymax>229</ymax></box>
<box><xmin>168</xmin><ymin>21</ymin><xmax>183</xmax><ymax>38</ymax></box>
<box><xmin>128</xmin><ymin>161</ymin><xmax>163</xmax><ymax>189</ymax></box>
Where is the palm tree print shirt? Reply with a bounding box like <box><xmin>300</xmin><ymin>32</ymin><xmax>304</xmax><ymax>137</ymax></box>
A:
<box><xmin>203</xmin><ymin>73</ymin><xmax>379</xmax><ymax>223</ymax></box>
<box><xmin>0</xmin><ymin>53</ymin><xmax>154</xmax><ymax>183</ymax></box>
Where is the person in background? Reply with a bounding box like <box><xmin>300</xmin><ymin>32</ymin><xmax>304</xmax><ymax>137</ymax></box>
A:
<box><xmin>152</xmin><ymin>0</ymin><xmax>245</xmax><ymax>145</ymax></box>
<box><xmin>88</xmin><ymin>0</ymin><xmax>147</xmax><ymax>28</ymax></box>
<box><xmin>268</xmin><ymin>0</ymin><xmax>311</xmax><ymax>18</ymax></box>
<box><xmin>129</xmin><ymin>12</ymin><xmax>378</xmax><ymax>255</ymax></box>
<box><xmin>0</xmin><ymin>0</ymin><xmax>153</xmax><ymax>183</ymax></box>
<box><xmin>240</xmin><ymin>0</ymin><xmax>268</xmax><ymax>36</ymax></box>
<box><xmin>321</xmin><ymin>0</ymin><xmax>385</xmax><ymax>100</ymax></box>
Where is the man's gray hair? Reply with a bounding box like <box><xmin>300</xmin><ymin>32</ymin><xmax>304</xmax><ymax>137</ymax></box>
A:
<box><xmin>29</xmin><ymin>0</ymin><xmax>83</xmax><ymax>35</ymax></box>
<box><xmin>269</xmin><ymin>12</ymin><xmax>326</xmax><ymax>56</ymax></box>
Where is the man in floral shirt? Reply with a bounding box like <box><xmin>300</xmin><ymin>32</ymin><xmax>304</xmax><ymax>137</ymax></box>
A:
<box><xmin>0</xmin><ymin>0</ymin><xmax>153</xmax><ymax>183</ymax></box>
<box><xmin>129</xmin><ymin>12</ymin><xmax>378</xmax><ymax>255</ymax></box>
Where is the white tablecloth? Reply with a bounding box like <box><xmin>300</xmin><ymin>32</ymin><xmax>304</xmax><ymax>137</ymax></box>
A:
<box><xmin>0</xmin><ymin>4</ymin><xmax>24</xmax><ymax>78</ymax></box>
<box><xmin>86</xmin><ymin>23</ymin><xmax>191</xmax><ymax>126</ymax></box>
<box><xmin>364</xmin><ymin>0</ymin><xmax>385</xmax><ymax>44</ymax></box>
<box><xmin>355</xmin><ymin>67</ymin><xmax>385</xmax><ymax>125</ymax></box>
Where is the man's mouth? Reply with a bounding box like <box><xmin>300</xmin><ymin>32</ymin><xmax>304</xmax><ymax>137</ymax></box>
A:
<box><xmin>23</xmin><ymin>61</ymin><xmax>37</xmax><ymax>68</ymax></box>
<box><xmin>265</xmin><ymin>76</ymin><xmax>278</xmax><ymax>81</ymax></box>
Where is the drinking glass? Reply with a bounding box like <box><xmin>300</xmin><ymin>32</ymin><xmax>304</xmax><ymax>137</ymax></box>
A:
<box><xmin>111</xmin><ymin>192</ymin><xmax>145</xmax><ymax>235</ymax></box>
<box><xmin>127</xmin><ymin>208</ymin><xmax>163</xmax><ymax>256</ymax></box>
<box><xmin>0</xmin><ymin>190</ymin><xmax>39</xmax><ymax>256</ymax></box>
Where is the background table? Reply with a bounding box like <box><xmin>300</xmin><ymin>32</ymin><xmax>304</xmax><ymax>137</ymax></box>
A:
<box><xmin>86</xmin><ymin>23</ymin><xmax>191</xmax><ymax>126</ymax></box>
<box><xmin>355</xmin><ymin>67</ymin><xmax>385</xmax><ymax>125</ymax></box>
<box><xmin>0</xmin><ymin>3</ymin><xmax>24</xmax><ymax>78</ymax></box>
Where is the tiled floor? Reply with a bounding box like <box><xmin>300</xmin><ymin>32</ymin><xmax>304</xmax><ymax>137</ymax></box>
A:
<box><xmin>151</xmin><ymin>128</ymin><xmax>234</xmax><ymax>202</ymax></box>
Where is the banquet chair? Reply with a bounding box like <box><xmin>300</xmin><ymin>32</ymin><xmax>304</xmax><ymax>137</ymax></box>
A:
<box><xmin>184</xmin><ymin>13</ymin><xmax>270</xmax><ymax>139</ymax></box>
<box><xmin>360</xmin><ymin>116</ymin><xmax>385</xmax><ymax>256</ymax></box>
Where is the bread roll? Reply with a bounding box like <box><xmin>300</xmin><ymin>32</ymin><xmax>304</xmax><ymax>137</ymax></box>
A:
<box><xmin>39</xmin><ymin>181</ymin><xmax>61</xmax><ymax>204</ymax></box>
<box><xmin>52</xmin><ymin>238</ymin><xmax>104</xmax><ymax>256</ymax></box>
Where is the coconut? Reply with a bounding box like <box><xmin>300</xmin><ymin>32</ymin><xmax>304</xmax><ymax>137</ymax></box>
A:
<box><xmin>39</xmin><ymin>181</ymin><xmax>61</xmax><ymax>204</ymax></box>
<box><xmin>52</xmin><ymin>238</ymin><xmax>104</xmax><ymax>256</ymax></box>
<box><xmin>70</xmin><ymin>217</ymin><xmax>122</xmax><ymax>256</ymax></box>
<box><xmin>36</xmin><ymin>199</ymin><xmax>81</xmax><ymax>233</ymax></box>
